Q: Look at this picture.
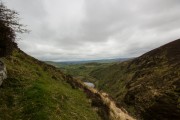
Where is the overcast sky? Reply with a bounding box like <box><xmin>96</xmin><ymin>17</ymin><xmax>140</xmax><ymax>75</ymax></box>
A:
<box><xmin>4</xmin><ymin>0</ymin><xmax>180</xmax><ymax>61</ymax></box>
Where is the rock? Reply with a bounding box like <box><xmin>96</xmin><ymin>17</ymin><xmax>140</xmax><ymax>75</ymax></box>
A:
<box><xmin>0</xmin><ymin>60</ymin><xmax>7</xmax><ymax>86</ymax></box>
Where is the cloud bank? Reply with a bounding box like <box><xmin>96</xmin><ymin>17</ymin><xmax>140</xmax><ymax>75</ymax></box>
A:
<box><xmin>5</xmin><ymin>0</ymin><xmax>180</xmax><ymax>61</ymax></box>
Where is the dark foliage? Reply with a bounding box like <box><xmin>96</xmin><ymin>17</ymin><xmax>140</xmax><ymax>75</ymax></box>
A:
<box><xmin>0</xmin><ymin>2</ymin><xmax>27</xmax><ymax>57</ymax></box>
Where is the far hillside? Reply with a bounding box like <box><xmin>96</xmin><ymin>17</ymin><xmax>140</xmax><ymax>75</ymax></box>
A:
<box><xmin>46</xmin><ymin>62</ymin><xmax>111</xmax><ymax>83</ymax></box>
<box><xmin>90</xmin><ymin>39</ymin><xmax>180</xmax><ymax>120</ymax></box>
<box><xmin>46</xmin><ymin>58</ymin><xmax>131</xmax><ymax>83</ymax></box>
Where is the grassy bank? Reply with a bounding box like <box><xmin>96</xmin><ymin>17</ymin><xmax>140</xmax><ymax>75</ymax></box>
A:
<box><xmin>0</xmin><ymin>49</ymin><xmax>101</xmax><ymax>120</ymax></box>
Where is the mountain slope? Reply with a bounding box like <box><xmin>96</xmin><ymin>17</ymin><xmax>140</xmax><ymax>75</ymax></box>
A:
<box><xmin>0</xmin><ymin>49</ymin><xmax>101</xmax><ymax>120</ymax></box>
<box><xmin>90</xmin><ymin>39</ymin><xmax>180</xmax><ymax>119</ymax></box>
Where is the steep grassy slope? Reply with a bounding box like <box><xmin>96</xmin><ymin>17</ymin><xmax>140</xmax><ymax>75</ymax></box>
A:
<box><xmin>0</xmin><ymin>49</ymin><xmax>101</xmax><ymax>120</ymax></box>
<box><xmin>90</xmin><ymin>39</ymin><xmax>180</xmax><ymax>120</ymax></box>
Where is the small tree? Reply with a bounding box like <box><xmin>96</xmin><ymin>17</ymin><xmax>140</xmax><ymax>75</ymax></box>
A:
<box><xmin>0</xmin><ymin>2</ymin><xmax>27</xmax><ymax>57</ymax></box>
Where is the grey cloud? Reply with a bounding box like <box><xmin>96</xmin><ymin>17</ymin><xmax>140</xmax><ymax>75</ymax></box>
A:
<box><xmin>81</xmin><ymin>0</ymin><xmax>136</xmax><ymax>42</ymax></box>
<box><xmin>5</xmin><ymin>0</ymin><xmax>180</xmax><ymax>61</ymax></box>
<box><xmin>5</xmin><ymin>0</ymin><xmax>47</xmax><ymax>24</ymax></box>
<box><xmin>139</xmin><ymin>0</ymin><xmax>180</xmax><ymax>14</ymax></box>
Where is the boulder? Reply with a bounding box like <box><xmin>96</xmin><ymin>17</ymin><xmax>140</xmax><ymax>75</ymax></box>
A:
<box><xmin>0</xmin><ymin>60</ymin><xmax>7</xmax><ymax>86</ymax></box>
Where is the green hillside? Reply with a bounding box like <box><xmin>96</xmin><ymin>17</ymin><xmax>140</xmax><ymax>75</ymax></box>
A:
<box><xmin>90</xmin><ymin>39</ymin><xmax>180</xmax><ymax>119</ymax></box>
<box><xmin>46</xmin><ymin>62</ymin><xmax>113</xmax><ymax>83</ymax></box>
<box><xmin>0</xmin><ymin>49</ymin><xmax>101</xmax><ymax>120</ymax></box>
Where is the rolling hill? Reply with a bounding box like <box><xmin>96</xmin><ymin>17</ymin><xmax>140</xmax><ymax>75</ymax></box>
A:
<box><xmin>90</xmin><ymin>39</ymin><xmax>180</xmax><ymax>120</ymax></box>
<box><xmin>46</xmin><ymin>62</ymin><xmax>113</xmax><ymax>83</ymax></box>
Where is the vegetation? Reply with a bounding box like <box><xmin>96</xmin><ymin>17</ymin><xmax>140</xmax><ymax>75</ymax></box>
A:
<box><xmin>0</xmin><ymin>49</ymin><xmax>101</xmax><ymax>120</ymax></box>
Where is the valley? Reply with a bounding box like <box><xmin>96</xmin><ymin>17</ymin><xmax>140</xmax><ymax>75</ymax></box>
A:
<box><xmin>48</xmin><ymin>39</ymin><xmax>180</xmax><ymax>120</ymax></box>
<box><xmin>0</xmin><ymin>48</ymin><xmax>135</xmax><ymax>120</ymax></box>
<box><xmin>1</xmin><ymin>1</ymin><xmax>180</xmax><ymax>119</ymax></box>
<box><xmin>1</xmin><ymin>31</ymin><xmax>179</xmax><ymax>120</ymax></box>
<box><xmin>46</xmin><ymin>61</ymin><xmax>114</xmax><ymax>84</ymax></box>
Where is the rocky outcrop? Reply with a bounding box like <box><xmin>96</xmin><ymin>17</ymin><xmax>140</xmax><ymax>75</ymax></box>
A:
<box><xmin>0</xmin><ymin>60</ymin><xmax>7</xmax><ymax>86</ymax></box>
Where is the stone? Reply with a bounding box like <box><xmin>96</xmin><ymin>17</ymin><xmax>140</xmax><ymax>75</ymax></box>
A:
<box><xmin>0</xmin><ymin>60</ymin><xmax>7</xmax><ymax>86</ymax></box>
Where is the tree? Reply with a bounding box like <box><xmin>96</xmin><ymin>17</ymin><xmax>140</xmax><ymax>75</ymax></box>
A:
<box><xmin>0</xmin><ymin>2</ymin><xmax>27</xmax><ymax>57</ymax></box>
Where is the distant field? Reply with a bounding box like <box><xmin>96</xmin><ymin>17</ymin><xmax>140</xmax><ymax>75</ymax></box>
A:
<box><xmin>46</xmin><ymin>62</ymin><xmax>113</xmax><ymax>83</ymax></box>
<box><xmin>46</xmin><ymin>58</ymin><xmax>131</xmax><ymax>84</ymax></box>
